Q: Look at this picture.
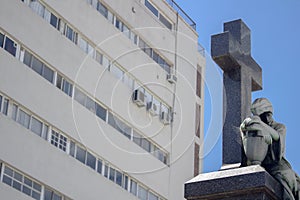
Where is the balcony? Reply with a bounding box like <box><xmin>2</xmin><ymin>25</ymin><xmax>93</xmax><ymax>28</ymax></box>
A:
<box><xmin>165</xmin><ymin>0</ymin><xmax>196</xmax><ymax>31</ymax></box>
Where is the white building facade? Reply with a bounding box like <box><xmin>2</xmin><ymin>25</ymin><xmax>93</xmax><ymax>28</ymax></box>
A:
<box><xmin>0</xmin><ymin>0</ymin><xmax>205</xmax><ymax>199</ymax></box>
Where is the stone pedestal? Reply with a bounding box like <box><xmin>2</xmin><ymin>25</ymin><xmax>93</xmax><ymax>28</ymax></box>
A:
<box><xmin>184</xmin><ymin>165</ymin><xmax>283</xmax><ymax>200</ymax></box>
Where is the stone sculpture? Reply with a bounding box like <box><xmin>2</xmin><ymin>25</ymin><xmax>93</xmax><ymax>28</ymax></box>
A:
<box><xmin>240</xmin><ymin>98</ymin><xmax>300</xmax><ymax>200</ymax></box>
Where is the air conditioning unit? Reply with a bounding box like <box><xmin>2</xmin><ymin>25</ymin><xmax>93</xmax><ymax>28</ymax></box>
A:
<box><xmin>147</xmin><ymin>102</ymin><xmax>158</xmax><ymax>116</ymax></box>
<box><xmin>167</xmin><ymin>73</ymin><xmax>177</xmax><ymax>84</ymax></box>
<box><xmin>160</xmin><ymin>111</ymin><xmax>171</xmax><ymax>125</ymax></box>
<box><xmin>132</xmin><ymin>89</ymin><xmax>146</xmax><ymax>107</ymax></box>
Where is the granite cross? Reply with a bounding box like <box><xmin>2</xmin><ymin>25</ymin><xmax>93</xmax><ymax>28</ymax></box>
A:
<box><xmin>211</xmin><ymin>19</ymin><xmax>263</xmax><ymax>168</ymax></box>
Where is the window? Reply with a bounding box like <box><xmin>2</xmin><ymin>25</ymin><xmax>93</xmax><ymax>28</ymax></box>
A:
<box><xmin>97</xmin><ymin>2</ymin><xmax>108</xmax><ymax>18</ymax></box>
<box><xmin>30</xmin><ymin>117</ymin><xmax>43</xmax><ymax>137</ymax></box>
<box><xmin>75</xmin><ymin>145</ymin><xmax>86</xmax><ymax>164</ymax></box>
<box><xmin>115</xmin><ymin>170</ymin><xmax>123</xmax><ymax>186</ymax></box>
<box><xmin>1</xmin><ymin>98</ymin><xmax>9</xmax><ymax>115</ymax></box>
<box><xmin>97</xmin><ymin>159</ymin><xmax>103</xmax><ymax>174</ymax></box>
<box><xmin>138</xmin><ymin>185</ymin><xmax>148</xmax><ymax>200</ymax></box>
<box><xmin>130</xmin><ymin>180</ymin><xmax>137</xmax><ymax>196</ymax></box>
<box><xmin>95</xmin><ymin>51</ymin><xmax>103</xmax><ymax>65</ymax></box>
<box><xmin>86</xmin><ymin>96</ymin><xmax>96</xmax><ymax>113</ymax></box>
<box><xmin>23</xmin><ymin>50</ymin><xmax>54</xmax><ymax>83</ymax></box>
<box><xmin>23</xmin><ymin>50</ymin><xmax>32</xmax><ymax>66</ymax></box>
<box><xmin>69</xmin><ymin>141</ymin><xmax>75</xmax><ymax>157</ymax></box>
<box><xmin>4</xmin><ymin>36</ymin><xmax>17</xmax><ymax>56</ymax></box>
<box><xmin>56</xmin><ymin>74</ymin><xmax>73</xmax><ymax>96</ymax></box>
<box><xmin>145</xmin><ymin>0</ymin><xmax>158</xmax><ymax>17</ymax></box>
<box><xmin>123</xmin><ymin>175</ymin><xmax>128</xmax><ymax>190</ymax></box>
<box><xmin>29</xmin><ymin>0</ymin><xmax>45</xmax><ymax>18</ymax></box>
<box><xmin>51</xmin><ymin>130</ymin><xmax>68</xmax><ymax>152</ymax></box>
<box><xmin>0</xmin><ymin>32</ymin><xmax>4</xmax><ymax>48</ymax></box>
<box><xmin>141</xmin><ymin>138</ymin><xmax>151</xmax><ymax>152</ymax></box>
<box><xmin>50</xmin><ymin>13</ymin><xmax>60</xmax><ymax>29</ymax></box>
<box><xmin>159</xmin><ymin>14</ymin><xmax>172</xmax><ymax>30</ymax></box>
<box><xmin>64</xmin><ymin>25</ymin><xmax>78</xmax><ymax>44</ymax></box>
<box><xmin>44</xmin><ymin>188</ymin><xmax>62</xmax><ymax>200</ymax></box>
<box><xmin>0</xmin><ymin>95</ymin><xmax>2</xmax><ymax>113</ymax></box>
<box><xmin>133</xmin><ymin>130</ymin><xmax>142</xmax><ymax>146</ymax></box>
<box><xmin>109</xmin><ymin>167</ymin><xmax>115</xmax><ymax>182</ymax></box>
<box><xmin>43</xmin><ymin>65</ymin><xmax>54</xmax><ymax>83</ymax></box>
<box><xmin>148</xmin><ymin>192</ymin><xmax>159</xmax><ymax>200</ymax></box>
<box><xmin>2</xmin><ymin>165</ymin><xmax>42</xmax><ymax>200</ymax></box>
<box><xmin>96</xmin><ymin>103</ymin><xmax>107</xmax><ymax>121</ymax></box>
<box><xmin>86</xmin><ymin>152</ymin><xmax>96</xmax><ymax>170</ymax></box>
<box><xmin>31</xmin><ymin>56</ymin><xmax>43</xmax><ymax>75</ymax></box>
<box><xmin>17</xmin><ymin>109</ymin><xmax>30</xmax><ymax>129</ymax></box>
<box><xmin>108</xmin><ymin>113</ymin><xmax>132</xmax><ymax>139</ymax></box>
<box><xmin>115</xmin><ymin>18</ymin><xmax>123</xmax><ymax>31</ymax></box>
<box><xmin>196</xmin><ymin>66</ymin><xmax>202</xmax><ymax>98</ymax></box>
<box><xmin>102</xmin><ymin>55</ymin><xmax>110</xmax><ymax>68</ymax></box>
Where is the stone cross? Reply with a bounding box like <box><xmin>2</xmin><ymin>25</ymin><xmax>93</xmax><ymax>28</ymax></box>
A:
<box><xmin>211</xmin><ymin>19</ymin><xmax>262</xmax><ymax>167</ymax></box>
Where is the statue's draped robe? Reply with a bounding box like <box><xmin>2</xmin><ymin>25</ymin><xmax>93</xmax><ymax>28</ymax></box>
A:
<box><xmin>262</xmin><ymin>122</ymin><xmax>299</xmax><ymax>200</ymax></box>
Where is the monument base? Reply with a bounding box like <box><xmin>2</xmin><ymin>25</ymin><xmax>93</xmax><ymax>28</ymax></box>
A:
<box><xmin>185</xmin><ymin>165</ymin><xmax>283</xmax><ymax>200</ymax></box>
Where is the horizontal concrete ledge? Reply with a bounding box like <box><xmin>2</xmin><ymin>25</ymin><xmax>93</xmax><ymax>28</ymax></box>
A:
<box><xmin>185</xmin><ymin>165</ymin><xmax>283</xmax><ymax>200</ymax></box>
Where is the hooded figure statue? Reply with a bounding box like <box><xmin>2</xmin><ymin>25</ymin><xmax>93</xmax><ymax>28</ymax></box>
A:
<box><xmin>240</xmin><ymin>98</ymin><xmax>300</xmax><ymax>200</ymax></box>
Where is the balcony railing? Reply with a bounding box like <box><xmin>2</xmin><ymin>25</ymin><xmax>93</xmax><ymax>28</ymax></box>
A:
<box><xmin>165</xmin><ymin>0</ymin><xmax>196</xmax><ymax>30</ymax></box>
<box><xmin>198</xmin><ymin>43</ymin><xmax>205</xmax><ymax>57</ymax></box>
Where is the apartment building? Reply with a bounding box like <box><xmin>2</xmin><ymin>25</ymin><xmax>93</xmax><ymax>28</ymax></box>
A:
<box><xmin>0</xmin><ymin>0</ymin><xmax>205</xmax><ymax>199</ymax></box>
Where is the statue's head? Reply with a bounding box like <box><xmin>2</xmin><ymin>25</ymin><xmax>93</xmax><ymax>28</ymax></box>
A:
<box><xmin>251</xmin><ymin>98</ymin><xmax>274</xmax><ymax>125</ymax></box>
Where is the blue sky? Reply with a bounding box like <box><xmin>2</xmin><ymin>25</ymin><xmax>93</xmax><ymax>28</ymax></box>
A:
<box><xmin>174</xmin><ymin>0</ymin><xmax>300</xmax><ymax>174</ymax></box>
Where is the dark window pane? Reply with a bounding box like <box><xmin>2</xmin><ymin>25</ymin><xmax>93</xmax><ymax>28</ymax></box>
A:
<box><xmin>18</xmin><ymin>109</ymin><xmax>30</xmax><ymax>129</ymax></box>
<box><xmin>44</xmin><ymin>188</ymin><xmax>52</xmax><ymax>200</ymax></box>
<box><xmin>4</xmin><ymin>36</ymin><xmax>17</xmax><ymax>56</ymax></box>
<box><xmin>104</xmin><ymin>165</ymin><xmax>109</xmax><ymax>178</ymax></box>
<box><xmin>53</xmin><ymin>193</ymin><xmax>62</xmax><ymax>200</ymax></box>
<box><xmin>31</xmin><ymin>56</ymin><xmax>43</xmax><ymax>75</ymax></box>
<box><xmin>43</xmin><ymin>66</ymin><xmax>54</xmax><ymax>83</ymax></box>
<box><xmin>159</xmin><ymin>14</ymin><xmax>172</xmax><ymax>30</ymax></box>
<box><xmin>4</xmin><ymin>166</ymin><xmax>13</xmax><ymax>176</ymax></box>
<box><xmin>85</xmin><ymin>96</ymin><xmax>96</xmax><ymax>113</ymax></box>
<box><xmin>2</xmin><ymin>175</ymin><xmax>12</xmax><ymax>186</ymax></box>
<box><xmin>23</xmin><ymin>51</ymin><xmax>32</xmax><ymax>67</ymax></box>
<box><xmin>116</xmin><ymin>170</ymin><xmax>122</xmax><ymax>186</ymax></box>
<box><xmin>0</xmin><ymin>95</ymin><xmax>2</xmax><ymax>112</ymax></box>
<box><xmin>69</xmin><ymin>141</ymin><xmax>75</xmax><ymax>157</ymax></box>
<box><xmin>97</xmin><ymin>2</ymin><xmax>108</xmax><ymax>18</ymax></box>
<box><xmin>145</xmin><ymin>0</ymin><xmax>158</xmax><ymax>17</ymax></box>
<box><xmin>50</xmin><ymin>13</ymin><xmax>58</xmax><ymax>29</ymax></box>
<box><xmin>97</xmin><ymin>160</ymin><xmax>102</xmax><ymax>174</ymax></box>
<box><xmin>149</xmin><ymin>192</ymin><xmax>158</xmax><ymax>200</ymax></box>
<box><xmin>62</xmin><ymin>80</ymin><xmax>73</xmax><ymax>97</ymax></box>
<box><xmin>76</xmin><ymin>146</ymin><xmax>86</xmax><ymax>164</ymax></box>
<box><xmin>32</xmin><ymin>191</ymin><xmax>40</xmax><ymax>200</ymax></box>
<box><xmin>13</xmin><ymin>171</ymin><xmax>22</xmax><ymax>182</ymax></box>
<box><xmin>12</xmin><ymin>180</ymin><xmax>22</xmax><ymax>190</ymax></box>
<box><xmin>56</xmin><ymin>74</ymin><xmax>63</xmax><ymax>89</ymax></box>
<box><xmin>33</xmin><ymin>182</ymin><xmax>41</xmax><ymax>191</ymax></box>
<box><xmin>2</xmin><ymin>98</ymin><xmax>8</xmax><ymax>115</ymax></box>
<box><xmin>31</xmin><ymin>117</ymin><xmax>43</xmax><ymax>136</ymax></box>
<box><xmin>141</xmin><ymin>138</ymin><xmax>151</xmax><ymax>152</ymax></box>
<box><xmin>96</xmin><ymin>103</ymin><xmax>107</xmax><ymax>121</ymax></box>
<box><xmin>109</xmin><ymin>168</ymin><xmax>115</xmax><ymax>182</ymax></box>
<box><xmin>0</xmin><ymin>33</ymin><xmax>4</xmax><ymax>48</ymax></box>
<box><xmin>22</xmin><ymin>185</ymin><xmax>31</xmax><ymax>196</ymax></box>
<box><xmin>86</xmin><ymin>152</ymin><xmax>96</xmax><ymax>170</ymax></box>
<box><xmin>124</xmin><ymin>175</ymin><xmax>128</xmax><ymax>190</ymax></box>
<box><xmin>24</xmin><ymin>177</ymin><xmax>32</xmax><ymax>187</ymax></box>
